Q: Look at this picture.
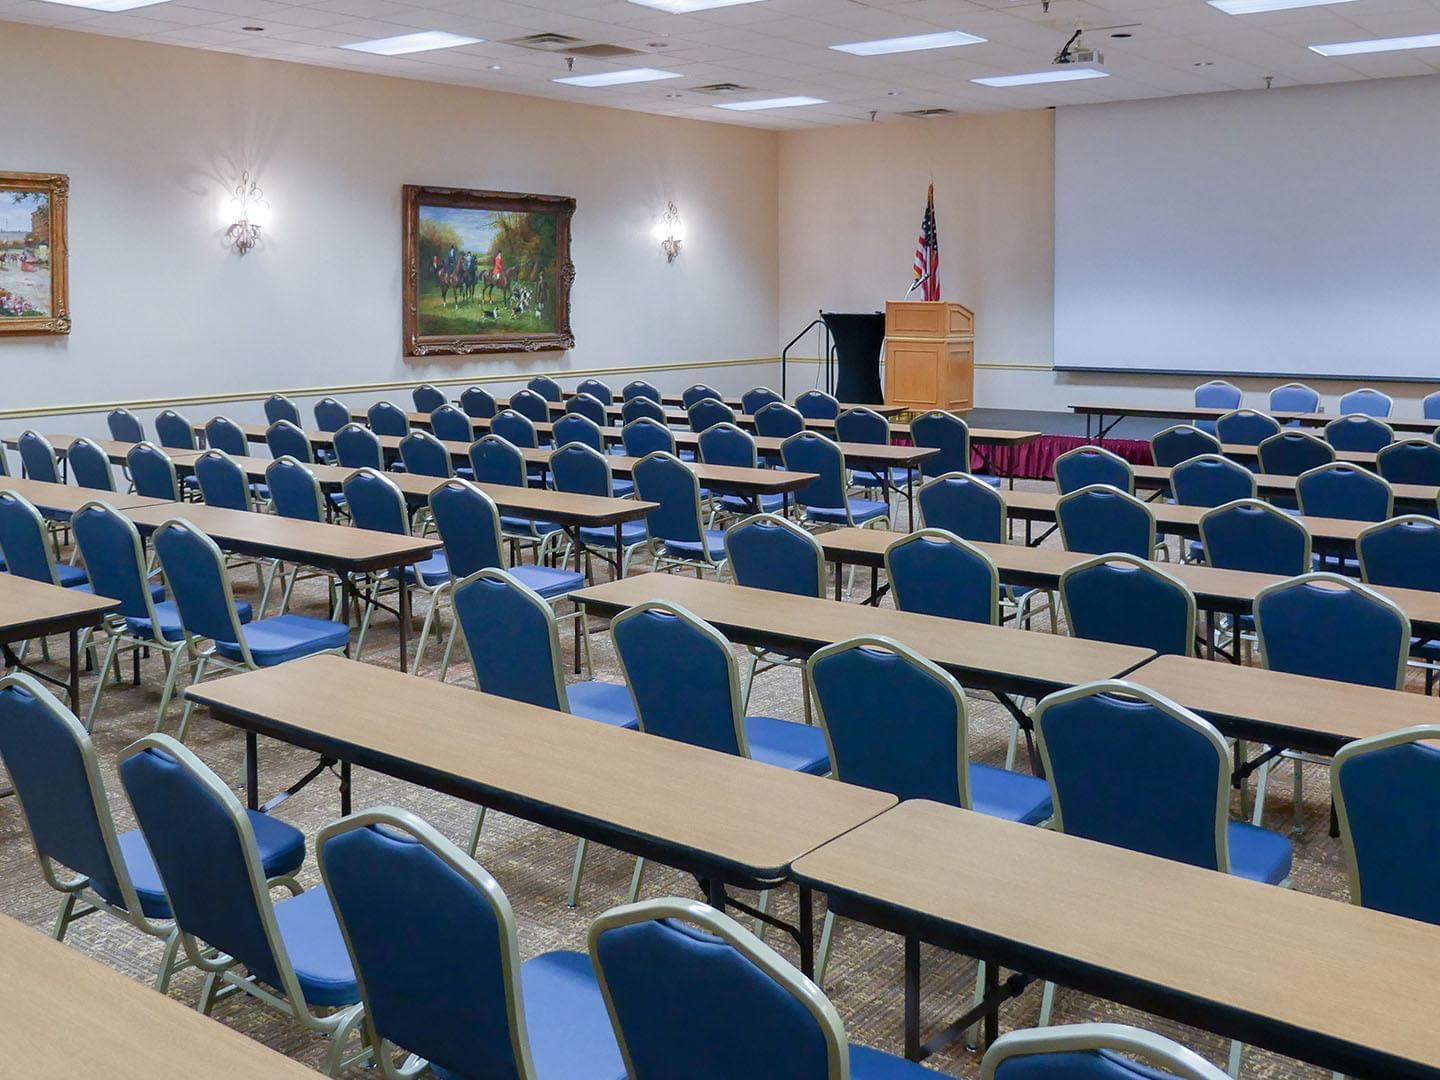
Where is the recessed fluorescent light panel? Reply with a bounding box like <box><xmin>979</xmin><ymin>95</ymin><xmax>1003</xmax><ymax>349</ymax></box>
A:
<box><xmin>1208</xmin><ymin>0</ymin><xmax>1354</xmax><ymax>13</ymax></box>
<box><xmin>35</xmin><ymin>0</ymin><xmax>173</xmax><ymax>11</ymax></box>
<box><xmin>341</xmin><ymin>31</ymin><xmax>481</xmax><ymax>55</ymax></box>
<box><xmin>831</xmin><ymin>30</ymin><xmax>987</xmax><ymax>55</ymax></box>
<box><xmin>554</xmin><ymin>68</ymin><xmax>683</xmax><ymax>87</ymax></box>
<box><xmin>714</xmin><ymin>95</ymin><xmax>827</xmax><ymax>110</ymax></box>
<box><xmin>972</xmin><ymin>63</ymin><xmax>1109</xmax><ymax>86</ymax></box>
<box><xmin>1309</xmin><ymin>32</ymin><xmax>1440</xmax><ymax>55</ymax></box>
<box><xmin>627</xmin><ymin>0</ymin><xmax>766</xmax><ymax>11</ymax></box>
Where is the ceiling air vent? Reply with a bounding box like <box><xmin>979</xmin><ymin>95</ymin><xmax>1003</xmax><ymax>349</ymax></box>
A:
<box><xmin>570</xmin><ymin>44</ymin><xmax>643</xmax><ymax>57</ymax></box>
<box><xmin>507</xmin><ymin>32</ymin><xmax>587</xmax><ymax>50</ymax></box>
<box><xmin>692</xmin><ymin>82</ymin><xmax>755</xmax><ymax>94</ymax></box>
<box><xmin>901</xmin><ymin>107</ymin><xmax>957</xmax><ymax>118</ymax></box>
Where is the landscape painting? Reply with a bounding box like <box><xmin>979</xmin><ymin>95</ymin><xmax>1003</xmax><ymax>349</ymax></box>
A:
<box><xmin>403</xmin><ymin>185</ymin><xmax>574</xmax><ymax>356</ymax></box>
<box><xmin>0</xmin><ymin>172</ymin><xmax>70</xmax><ymax>336</ymax></box>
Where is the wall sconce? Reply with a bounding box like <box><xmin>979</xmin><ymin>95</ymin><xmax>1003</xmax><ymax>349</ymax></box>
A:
<box><xmin>226</xmin><ymin>171</ymin><xmax>270</xmax><ymax>256</ymax></box>
<box><xmin>654</xmin><ymin>200</ymin><xmax>684</xmax><ymax>263</ymax></box>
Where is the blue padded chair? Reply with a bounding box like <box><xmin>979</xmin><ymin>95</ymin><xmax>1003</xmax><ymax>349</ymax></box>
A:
<box><xmin>795</xmin><ymin>389</ymin><xmax>840</xmax><ymax>420</ymax></box>
<box><xmin>1425</xmin><ymin>391</ymin><xmax>1440</xmax><ymax>421</ymax></box>
<box><xmin>155</xmin><ymin>409</ymin><xmax>198</xmax><ymax>451</ymax></box>
<box><xmin>886</xmin><ymin>529</ymin><xmax>998</xmax><ymax>626</ymax></box>
<box><xmin>0</xmin><ymin>671</ymin><xmax>303</xmax><ymax>992</ymax></box>
<box><xmin>577</xmin><ymin>377</ymin><xmax>613</xmax><ymax>404</ymax></box>
<box><xmin>492</xmin><ymin>408</ymin><xmax>542</xmax><ymax>457</ymax></box>
<box><xmin>564</xmin><ymin>392</ymin><xmax>608</xmax><ymax>428</ymax></box>
<box><xmin>754</xmin><ymin>400</ymin><xmax>805</xmax><ymax>441</ymax></box>
<box><xmin>687</xmin><ymin>398</ymin><xmax>735</xmax><ymax>434</ymax></box>
<box><xmin>398</xmin><ymin>430</ymin><xmax>453</xmax><ymax>479</ymax></box>
<box><xmin>681</xmin><ymin>383</ymin><xmax>722</xmax><ymax>409</ymax></box>
<box><xmin>466</xmin><ymin>436</ymin><xmax>566</xmax><ymax>562</ymax></box>
<box><xmin>1061</xmin><ymin>554</ymin><xmax>1195</xmax><ymax>657</ymax></box>
<box><xmin>319</xmin><ymin>807</ymin><xmax>624</xmax><ymax>1080</ymax></box>
<box><xmin>1215</xmin><ymin>409</ymin><xmax>1281</xmax><ymax>447</ymax></box>
<box><xmin>461</xmin><ymin>386</ymin><xmax>498</xmax><ymax>419</ymax></box>
<box><xmin>68</xmin><ymin>437</ymin><xmax>115</xmax><ymax>492</ymax></box>
<box><xmin>202</xmin><ymin>416</ymin><xmax>249</xmax><ymax>458</ymax></box>
<box><xmin>1053</xmin><ymin>446</ymin><xmax>1134</xmax><ymax>496</ymax></box>
<box><xmin>0</xmin><ymin>490</ymin><xmax>87</xmax><ymax>591</ymax></box>
<box><xmin>621</xmin><ymin>397</ymin><xmax>667</xmax><ymax>428</ymax></box>
<box><xmin>781</xmin><ymin>431</ymin><xmax>890</xmax><ymax>532</ymax></box>
<box><xmin>367</xmin><ymin>400</ymin><xmax>411</xmax><ymax>437</ymax></box>
<box><xmin>429</xmin><ymin>403</ymin><xmax>474</xmax><ymax>446</ymax></box>
<box><xmin>1333</xmin><ymin>727</ymin><xmax>1440</xmax><ymax>926</ymax></box>
<box><xmin>552</xmin><ymin>412</ymin><xmax>604</xmax><ymax>451</ymax></box>
<box><xmin>1194</xmin><ymin>380</ymin><xmax>1243</xmax><ymax>437</ymax></box>
<box><xmin>910</xmin><ymin>410</ymin><xmax>997</xmax><ymax>486</ymax></box>
<box><xmin>1150</xmin><ymin>425</ymin><xmax>1220</xmax><ymax>469</ymax></box>
<box><xmin>1199</xmin><ymin>499</ymin><xmax>1311</xmax><ymax>576</ymax></box>
<box><xmin>194</xmin><ymin>449</ymin><xmax>258</xmax><ymax>511</ymax></box>
<box><xmin>590</xmin><ymin>896</ymin><xmax>937</xmax><ymax>1080</ymax></box>
<box><xmin>1325</xmin><ymin>414</ymin><xmax>1394</xmax><ymax>453</ymax></box>
<box><xmin>527</xmin><ymin>375</ymin><xmax>564</xmax><ymax>403</ymax></box>
<box><xmin>264</xmin><ymin>394</ymin><xmax>302</xmax><ymax>426</ymax></box>
<box><xmin>1256</xmin><ymin>431</ymin><xmax>1334</xmax><ymax>478</ymax></box>
<box><xmin>1378</xmin><ymin>439</ymin><xmax>1440</xmax><ymax>486</ymax></box>
<box><xmin>836</xmin><ymin>407</ymin><xmax>912</xmax><ymax>503</ymax></box>
<box><xmin>622</xmin><ymin>379</ymin><xmax>661</xmax><ymax>403</ymax></box>
<box><xmin>1055</xmin><ymin>485</ymin><xmax>1157</xmax><ymax>559</ymax></box>
<box><xmin>334</xmin><ymin>422</ymin><xmax>384</xmax><ymax>471</ymax></box>
<box><xmin>698</xmin><ymin>423</ymin><xmax>782</xmax><ymax>517</ymax></box>
<box><xmin>509</xmin><ymin>388</ymin><xmax>553</xmax><ymax>426</ymax></box>
<box><xmin>107</xmin><ymin>407</ymin><xmax>144</xmax><ymax>443</ymax></box>
<box><xmin>621</xmin><ymin>417</ymin><xmax>675</xmax><ymax>459</ymax></box>
<box><xmin>633</xmin><ymin>451</ymin><xmax>727</xmax><ymax>576</ymax></box>
<box><xmin>742</xmin><ymin>386</ymin><xmax>783</xmax><ymax>415</ymax></box>
<box><xmin>119</xmin><ymin>735</ymin><xmax>366</xmax><ymax>1075</ymax></box>
<box><xmin>266</xmin><ymin>420</ymin><xmax>314</xmax><ymax>464</ymax></box>
<box><xmin>1296</xmin><ymin>462</ymin><xmax>1393</xmax><ymax>522</ymax></box>
<box><xmin>1269</xmin><ymin>383</ymin><xmax>1321</xmax><ymax>416</ymax></box>
<box><xmin>17</xmin><ymin>430</ymin><xmax>60</xmax><ymax>483</ymax></box>
<box><xmin>264</xmin><ymin>458</ymin><xmax>342</xmax><ymax>616</ymax></box>
<box><xmin>1359</xmin><ymin>515</ymin><xmax>1440</xmax><ymax>594</ymax></box>
<box><xmin>1171</xmin><ymin>454</ymin><xmax>1255</xmax><ymax>508</ymax></box>
<box><xmin>127</xmin><ymin>442</ymin><xmax>182</xmax><ymax>502</ymax></box>
<box><xmin>981</xmin><ymin>1024</ymin><xmax>1228</xmax><ymax>1080</ymax></box>
<box><xmin>314</xmin><ymin>397</ymin><xmax>351</xmax><ymax>433</ymax></box>
<box><xmin>412</xmin><ymin>384</ymin><xmax>446</xmax><ymax>413</ymax></box>
<box><xmin>1339</xmin><ymin>387</ymin><xmax>1392</xmax><ymax>417</ymax></box>
<box><xmin>153</xmin><ymin>519</ymin><xmax>349</xmax><ymax>740</ymax></box>
<box><xmin>550</xmin><ymin>444</ymin><xmax>644</xmax><ymax>570</ymax></box>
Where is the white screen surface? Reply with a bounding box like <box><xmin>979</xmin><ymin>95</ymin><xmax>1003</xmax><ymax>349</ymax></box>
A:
<box><xmin>1054</xmin><ymin>76</ymin><xmax>1440</xmax><ymax>379</ymax></box>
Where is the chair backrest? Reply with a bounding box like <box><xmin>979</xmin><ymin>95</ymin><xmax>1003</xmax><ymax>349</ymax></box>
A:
<box><xmin>552</xmin><ymin>413</ymin><xmax>604</xmax><ymax>452</ymax></box>
<box><xmin>1053</xmin><ymin>446</ymin><xmax>1134</xmax><ymax>496</ymax></box>
<box><xmin>577</xmin><ymin>378</ymin><xmax>613</xmax><ymax>404</ymax></box>
<box><xmin>754</xmin><ymin>401</ymin><xmax>805</xmax><ymax>441</ymax></box>
<box><xmin>73</xmin><ymin>500</ymin><xmax>160</xmax><ymax>621</ymax></box>
<box><xmin>334</xmin><ymin>422</ymin><xmax>384</xmax><ymax>471</ymax></box>
<box><xmin>697</xmin><ymin>423</ymin><xmax>757</xmax><ymax>470</ymax></box>
<box><xmin>633</xmin><ymin>452</ymin><xmax>705</xmax><ymax>544</ymax></box>
<box><xmin>263</xmin><ymin>394</ymin><xmax>301</xmax><ymax>426</ymax></box>
<box><xmin>612</xmin><ymin>601</ymin><xmax>744</xmax><ymax>756</ymax></box>
<box><xmin>687</xmin><ymin>398</ymin><xmax>735</xmax><ymax>433</ymax></box>
<box><xmin>833</xmin><ymin>407</ymin><xmax>890</xmax><ymax>448</ymax></box>
<box><xmin>1194</xmin><ymin>379</ymin><xmax>1242</xmax><ymax>411</ymax></box>
<box><xmin>1378</xmin><ymin>438</ymin><xmax>1440</xmax><ymax>486</ymax></box>
<box><xmin>909</xmin><ymin>411</ymin><xmax>972</xmax><ymax>480</ymax></box>
<box><xmin>741</xmin><ymin>386</ymin><xmax>783</xmax><ymax>415</ymax></box>
<box><xmin>68</xmin><ymin>437</ymin><xmax>115</xmax><ymax>491</ymax></box>
<box><xmin>564</xmin><ymin>392</ymin><xmax>608</xmax><ymax>428</ymax></box>
<box><xmin>1170</xmin><ymin>454</ymin><xmax>1255</xmax><ymax>508</ymax></box>
<box><xmin>265</xmin><ymin>457</ymin><xmax>326</xmax><ymax>523</ymax></box>
<box><xmin>1055</xmin><ymin>485</ymin><xmax>1155</xmax><ymax>558</ymax></box>
<box><xmin>1061</xmin><ymin>555</ymin><xmax>1196</xmax><ymax>657</ymax></box>
<box><xmin>154</xmin><ymin>409</ymin><xmax>197</xmax><ymax>450</ymax></box>
<box><xmin>526</xmin><ymin>375</ymin><xmax>563</xmax><ymax>403</ymax></box>
<box><xmin>203</xmin><ymin>416</ymin><xmax>249</xmax><ymax>457</ymax></box>
<box><xmin>1325</xmin><ymin>414</ymin><xmax>1394</xmax><ymax>453</ymax></box>
<box><xmin>452</xmin><ymin>569</ymin><xmax>566</xmax><ymax>712</ymax></box>
<box><xmin>507</xmin><ymin>389</ymin><xmax>551</xmax><ymax>424</ymax></box>
<box><xmin>106</xmin><ymin>407</ymin><xmax>144</xmax><ymax>443</ymax></box>
<box><xmin>808</xmin><ymin>636</ymin><xmax>970</xmax><ymax>805</ymax></box>
<box><xmin>1198</xmin><ymin>499</ymin><xmax>1311</xmax><ymax>576</ymax></box>
<box><xmin>429</xmin><ymin>404</ymin><xmax>474</xmax><ymax>445</ymax></box>
<box><xmin>152</xmin><ymin>520</ymin><xmax>247</xmax><ymax>649</ymax></box>
<box><xmin>468</xmin><ymin>435</ymin><xmax>528</xmax><ymax>488</ymax></box>
<box><xmin>368</xmin><ymin>400</ymin><xmax>411</xmax><ymax>437</ymax></box>
<box><xmin>1424</xmin><ymin>390</ymin><xmax>1440</xmax><ymax>421</ymax></box>
<box><xmin>461</xmin><ymin>386</ymin><xmax>498</xmax><ymax>419</ymax></box>
<box><xmin>319</xmin><ymin>808</ymin><xmax>537</xmax><ymax>1080</ymax></box>
<box><xmin>314</xmin><ymin>397</ymin><xmax>350</xmax><ymax>433</ymax></box>
<box><xmin>0</xmin><ymin>491</ymin><xmax>59</xmax><ymax>584</ymax></box>
<box><xmin>551</xmin><ymin>442</ymin><xmax>612</xmax><ymax>499</ymax></box>
<box><xmin>1255</xmin><ymin>430</ymin><xmax>1334</xmax><ymax>477</ymax></box>
<box><xmin>1358</xmin><ymin>515</ymin><xmax>1440</xmax><ymax>593</ymax></box>
<box><xmin>412</xmin><ymin>384</ymin><xmax>446</xmax><ymax>413</ymax></box>
<box><xmin>916</xmin><ymin>472</ymin><xmax>1005</xmax><ymax>542</ymax></box>
<box><xmin>1254</xmin><ymin>573</ymin><xmax>1408</xmax><ymax>690</ymax></box>
<box><xmin>491</xmin><ymin>409</ymin><xmax>538</xmax><ymax>450</ymax></box>
<box><xmin>981</xmin><ymin>1024</ymin><xmax>1230</xmax><ymax>1080</ymax></box>
<box><xmin>589</xmin><ymin>898</ymin><xmax>847</xmax><ymax>1080</ymax></box>
<box><xmin>343</xmin><ymin>468</ymin><xmax>410</xmax><ymax>537</ymax></box>
<box><xmin>1339</xmin><ymin>387</ymin><xmax>1393</xmax><ymax>417</ymax></box>
<box><xmin>265</xmin><ymin>420</ymin><xmax>313</xmax><ymax>464</ymax></box>
<box><xmin>17</xmin><ymin>430</ymin><xmax>59</xmax><ymax>484</ymax></box>
<box><xmin>1150</xmin><ymin>425</ymin><xmax>1220</xmax><ymax>469</ymax></box>
<box><xmin>1333</xmin><ymin>727</ymin><xmax>1440</xmax><ymax>926</ymax></box>
<box><xmin>794</xmin><ymin>390</ymin><xmax>840</xmax><ymax>420</ymax></box>
<box><xmin>127</xmin><ymin>442</ymin><xmax>181</xmax><ymax>501</ymax></box>
<box><xmin>622</xmin><ymin>379</ymin><xmax>660</xmax><ymax>403</ymax></box>
<box><xmin>1035</xmin><ymin>681</ymin><xmax>1230</xmax><ymax>872</ymax></box>
<box><xmin>430</xmin><ymin>480</ymin><xmax>505</xmax><ymax>579</ymax></box>
<box><xmin>194</xmin><ymin>449</ymin><xmax>252</xmax><ymax>512</ymax></box>
<box><xmin>1295</xmin><ymin>462</ymin><xmax>1393</xmax><ymax>522</ymax></box>
<box><xmin>781</xmin><ymin>432</ymin><xmax>849</xmax><ymax>515</ymax></box>
<box><xmin>1214</xmin><ymin>409</ymin><xmax>1281</xmax><ymax>447</ymax></box>
<box><xmin>1268</xmin><ymin>382</ymin><xmax>1320</xmax><ymax>414</ymax></box>
<box><xmin>723</xmin><ymin>514</ymin><xmax>824</xmax><ymax>598</ymax></box>
<box><xmin>621</xmin><ymin>417</ymin><xmax>675</xmax><ymax>459</ymax></box>
<box><xmin>399</xmin><ymin>430</ymin><xmax>453</xmax><ymax>479</ymax></box>
<box><xmin>885</xmin><ymin>529</ymin><xmax>998</xmax><ymax>625</ymax></box>
<box><xmin>680</xmin><ymin>383</ymin><xmax>722</xmax><ymax>409</ymax></box>
<box><xmin>621</xmin><ymin>397</ymin><xmax>667</xmax><ymax>427</ymax></box>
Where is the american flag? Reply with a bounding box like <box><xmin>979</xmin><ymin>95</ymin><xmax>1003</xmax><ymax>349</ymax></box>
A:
<box><xmin>909</xmin><ymin>183</ymin><xmax>940</xmax><ymax>302</ymax></box>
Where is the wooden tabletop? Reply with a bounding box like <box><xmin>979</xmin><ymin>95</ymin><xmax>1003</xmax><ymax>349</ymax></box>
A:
<box><xmin>573</xmin><ymin>573</ymin><xmax>1152</xmax><ymax>697</ymax></box>
<box><xmin>792</xmin><ymin>800</ymin><xmax>1440</xmax><ymax>1079</ymax></box>
<box><xmin>0</xmin><ymin>913</ymin><xmax>317</xmax><ymax>1079</ymax></box>
<box><xmin>1071</xmin><ymin>402</ymin><xmax>1438</xmax><ymax>435</ymax></box>
<box><xmin>4</xmin><ymin>434</ymin><xmax>205</xmax><ymax>467</ymax></box>
<box><xmin>0</xmin><ymin>573</ymin><xmax>119</xmax><ymax>641</ymax></box>
<box><xmin>1218</xmin><ymin>443</ymin><xmax>1379</xmax><ymax>467</ymax></box>
<box><xmin>0</xmin><ymin>477</ymin><xmax>173</xmax><ymax>518</ymax></box>
<box><xmin>1133</xmin><ymin>464</ymin><xmax>1438</xmax><ymax>505</ymax></box>
<box><xmin>185</xmin><ymin>654</ymin><xmax>896</xmax><ymax>885</ymax></box>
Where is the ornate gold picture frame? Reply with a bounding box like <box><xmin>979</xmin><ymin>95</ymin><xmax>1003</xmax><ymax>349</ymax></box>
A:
<box><xmin>0</xmin><ymin>172</ymin><xmax>69</xmax><ymax>336</ymax></box>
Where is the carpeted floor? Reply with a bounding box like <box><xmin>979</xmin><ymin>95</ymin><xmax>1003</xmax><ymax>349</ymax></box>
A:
<box><xmin>0</xmin><ymin>481</ymin><xmax>1371</xmax><ymax>1077</ymax></box>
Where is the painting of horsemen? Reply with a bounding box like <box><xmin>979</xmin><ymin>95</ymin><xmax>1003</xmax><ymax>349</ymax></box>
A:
<box><xmin>403</xmin><ymin>185</ymin><xmax>574</xmax><ymax>356</ymax></box>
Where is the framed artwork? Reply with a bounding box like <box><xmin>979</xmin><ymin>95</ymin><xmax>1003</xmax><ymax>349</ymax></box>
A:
<box><xmin>403</xmin><ymin>185</ymin><xmax>575</xmax><ymax>356</ymax></box>
<box><xmin>0</xmin><ymin>172</ymin><xmax>69</xmax><ymax>336</ymax></box>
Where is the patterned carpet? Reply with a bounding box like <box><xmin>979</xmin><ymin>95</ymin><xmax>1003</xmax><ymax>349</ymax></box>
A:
<box><xmin>0</xmin><ymin>482</ymin><xmax>1368</xmax><ymax>1077</ymax></box>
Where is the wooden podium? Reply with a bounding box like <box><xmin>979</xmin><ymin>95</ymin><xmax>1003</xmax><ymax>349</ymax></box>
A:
<box><xmin>883</xmin><ymin>300</ymin><xmax>974</xmax><ymax>413</ymax></box>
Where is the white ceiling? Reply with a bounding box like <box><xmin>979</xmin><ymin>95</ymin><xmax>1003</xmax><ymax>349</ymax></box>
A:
<box><xmin>5</xmin><ymin>0</ymin><xmax>1440</xmax><ymax>127</ymax></box>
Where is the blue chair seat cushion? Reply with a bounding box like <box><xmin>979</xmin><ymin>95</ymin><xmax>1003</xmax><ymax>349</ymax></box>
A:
<box><xmin>980</xmin><ymin>1048</ymin><xmax>1178</xmax><ymax>1079</ymax></box>
<box><xmin>512</xmin><ymin>565</ymin><xmax>584</xmax><ymax>600</ymax></box>
<box><xmin>579</xmin><ymin>520</ymin><xmax>648</xmax><ymax>549</ymax></box>
<box><xmin>610</xmin><ymin>478</ymin><xmax>635</xmax><ymax>498</ymax></box>
<box><xmin>386</xmin><ymin>550</ymin><xmax>450</xmax><ymax>588</ymax></box>
<box><xmin>661</xmin><ymin>530</ymin><xmax>727</xmax><ymax>563</ymax></box>
<box><xmin>1411</xmin><ymin>637</ymin><xmax>1440</xmax><ymax>662</ymax></box>
<box><xmin>1227</xmin><ymin>821</ymin><xmax>1292</xmax><ymax>885</ymax></box>
<box><xmin>853</xmin><ymin>467</ymin><xmax>913</xmax><ymax>489</ymax></box>
<box><xmin>519</xmin><ymin>950</ymin><xmax>625</xmax><ymax>1080</ymax></box>
<box><xmin>743</xmin><ymin>716</ymin><xmax>830</xmax><ymax>774</ymax></box>
<box><xmin>215</xmin><ymin>614</ymin><xmax>349</xmax><ymax>666</ymax></box>
<box><xmin>271</xmin><ymin>886</ymin><xmax>359</xmax><ymax>1007</ymax></box>
<box><xmin>126</xmin><ymin>598</ymin><xmax>253</xmax><ymax>642</ymax></box>
<box><xmin>55</xmin><ymin>563</ymin><xmax>89</xmax><ymax>589</ymax></box>
<box><xmin>968</xmin><ymin>764</ymin><xmax>1052</xmax><ymax>825</ymax></box>
<box><xmin>804</xmin><ymin>499</ymin><xmax>889</xmax><ymax>526</ymax></box>
<box><xmin>718</xmin><ymin>492</ymin><xmax>785</xmax><ymax>515</ymax></box>
<box><xmin>500</xmin><ymin>515</ymin><xmax>565</xmax><ymax>537</ymax></box>
<box><xmin>851</xmin><ymin>1043</ymin><xmax>948</xmax><ymax>1078</ymax></box>
<box><xmin>567</xmin><ymin>680</ymin><xmax>638</xmax><ymax>728</ymax></box>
